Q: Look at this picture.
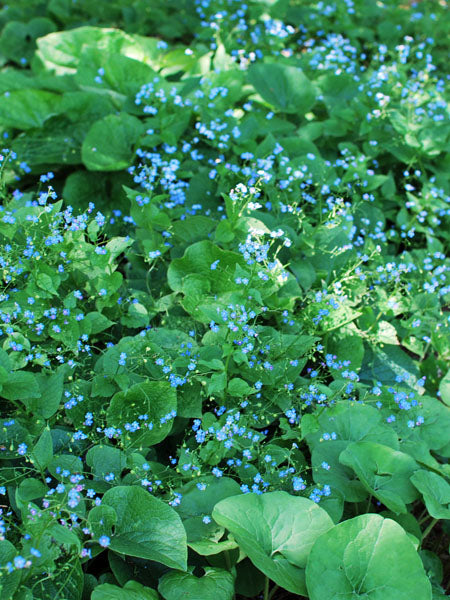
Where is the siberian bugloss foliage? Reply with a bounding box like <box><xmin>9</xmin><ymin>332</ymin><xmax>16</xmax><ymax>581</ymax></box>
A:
<box><xmin>0</xmin><ymin>0</ymin><xmax>449</xmax><ymax>599</ymax></box>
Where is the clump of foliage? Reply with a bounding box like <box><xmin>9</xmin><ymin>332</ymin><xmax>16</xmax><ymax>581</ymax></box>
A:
<box><xmin>0</xmin><ymin>0</ymin><xmax>449</xmax><ymax>599</ymax></box>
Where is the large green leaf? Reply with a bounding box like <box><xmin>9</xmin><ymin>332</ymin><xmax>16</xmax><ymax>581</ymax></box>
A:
<box><xmin>248</xmin><ymin>63</ymin><xmax>316</xmax><ymax>114</ymax></box>
<box><xmin>305</xmin><ymin>514</ymin><xmax>432</xmax><ymax>600</ymax></box>
<box><xmin>31</xmin><ymin>368</ymin><xmax>65</xmax><ymax>418</ymax></box>
<box><xmin>86</xmin><ymin>445</ymin><xmax>127</xmax><ymax>480</ymax></box>
<box><xmin>0</xmin><ymin>89</ymin><xmax>62</xmax><ymax>129</ymax></box>
<box><xmin>306</xmin><ymin>402</ymin><xmax>399</xmax><ymax>449</ymax></box>
<box><xmin>158</xmin><ymin>568</ymin><xmax>234</xmax><ymax>600</ymax></box>
<box><xmin>389</xmin><ymin>395</ymin><xmax>450</xmax><ymax>453</ymax></box>
<box><xmin>75</xmin><ymin>49</ymin><xmax>157</xmax><ymax>98</ymax></box>
<box><xmin>410</xmin><ymin>471</ymin><xmax>450</xmax><ymax>520</ymax></box>
<box><xmin>30</xmin><ymin>428</ymin><xmax>53</xmax><ymax>471</ymax></box>
<box><xmin>339</xmin><ymin>442</ymin><xmax>419</xmax><ymax>514</ymax></box>
<box><xmin>176</xmin><ymin>476</ymin><xmax>242</xmax><ymax>519</ymax></box>
<box><xmin>310</xmin><ymin>441</ymin><xmax>368</xmax><ymax>503</ymax></box>
<box><xmin>106</xmin><ymin>381</ymin><xmax>176</xmax><ymax>448</ymax></box>
<box><xmin>0</xmin><ymin>18</ymin><xmax>56</xmax><ymax>64</ymax></box>
<box><xmin>306</xmin><ymin>402</ymin><xmax>399</xmax><ymax>502</ymax></box>
<box><xmin>1</xmin><ymin>370</ymin><xmax>41</xmax><ymax>402</ymax></box>
<box><xmin>102</xmin><ymin>486</ymin><xmax>187</xmax><ymax>570</ymax></box>
<box><xmin>212</xmin><ymin>491</ymin><xmax>334</xmax><ymax>595</ymax></box>
<box><xmin>82</xmin><ymin>112</ymin><xmax>144</xmax><ymax>171</ymax></box>
<box><xmin>359</xmin><ymin>344</ymin><xmax>420</xmax><ymax>386</ymax></box>
<box><xmin>36</xmin><ymin>27</ymin><xmax>159</xmax><ymax>75</ymax></box>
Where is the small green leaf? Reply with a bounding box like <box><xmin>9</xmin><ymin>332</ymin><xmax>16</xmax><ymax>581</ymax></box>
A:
<box><xmin>84</xmin><ymin>312</ymin><xmax>115</xmax><ymax>335</ymax></box>
<box><xmin>32</xmin><ymin>368</ymin><xmax>65</xmax><ymax>418</ymax></box>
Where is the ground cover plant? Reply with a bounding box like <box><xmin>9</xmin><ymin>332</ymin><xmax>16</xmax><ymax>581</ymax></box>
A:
<box><xmin>0</xmin><ymin>0</ymin><xmax>449</xmax><ymax>598</ymax></box>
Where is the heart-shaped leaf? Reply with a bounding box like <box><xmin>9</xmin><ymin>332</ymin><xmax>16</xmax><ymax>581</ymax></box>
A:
<box><xmin>92</xmin><ymin>580</ymin><xmax>159</xmax><ymax>600</ymax></box>
<box><xmin>82</xmin><ymin>112</ymin><xmax>144</xmax><ymax>171</ymax></box>
<box><xmin>306</xmin><ymin>514</ymin><xmax>431</xmax><ymax>600</ymax></box>
<box><xmin>248</xmin><ymin>63</ymin><xmax>316</xmax><ymax>114</ymax></box>
<box><xmin>306</xmin><ymin>402</ymin><xmax>398</xmax><ymax>502</ymax></box>
<box><xmin>410</xmin><ymin>470</ymin><xmax>450</xmax><ymax>520</ymax></box>
<box><xmin>212</xmin><ymin>491</ymin><xmax>334</xmax><ymax>595</ymax></box>
<box><xmin>339</xmin><ymin>441</ymin><xmax>419</xmax><ymax>514</ymax></box>
<box><xmin>158</xmin><ymin>568</ymin><xmax>234</xmax><ymax>600</ymax></box>
<box><xmin>102</xmin><ymin>486</ymin><xmax>187</xmax><ymax>570</ymax></box>
<box><xmin>106</xmin><ymin>381</ymin><xmax>176</xmax><ymax>448</ymax></box>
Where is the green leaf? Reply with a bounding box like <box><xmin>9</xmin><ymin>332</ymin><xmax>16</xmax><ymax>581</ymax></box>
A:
<box><xmin>410</xmin><ymin>471</ymin><xmax>450</xmax><ymax>520</ymax></box>
<box><xmin>75</xmin><ymin>49</ymin><xmax>156</xmax><ymax>98</ymax></box>
<box><xmin>387</xmin><ymin>395</ymin><xmax>450</xmax><ymax>454</ymax></box>
<box><xmin>88</xmin><ymin>505</ymin><xmax>118</xmax><ymax>539</ymax></box>
<box><xmin>0</xmin><ymin>89</ymin><xmax>63</xmax><ymax>130</ymax></box>
<box><xmin>32</xmin><ymin>368</ymin><xmax>65</xmax><ymax>418</ymax></box>
<box><xmin>212</xmin><ymin>491</ymin><xmax>334</xmax><ymax>595</ymax></box>
<box><xmin>158</xmin><ymin>568</ymin><xmax>234</xmax><ymax>600</ymax></box>
<box><xmin>1</xmin><ymin>371</ymin><xmax>40</xmax><ymax>402</ymax></box>
<box><xmin>248</xmin><ymin>63</ymin><xmax>316</xmax><ymax>114</ymax></box>
<box><xmin>227</xmin><ymin>378</ymin><xmax>254</xmax><ymax>397</ymax></box>
<box><xmin>339</xmin><ymin>442</ymin><xmax>419</xmax><ymax>514</ymax></box>
<box><xmin>16</xmin><ymin>478</ymin><xmax>48</xmax><ymax>508</ymax></box>
<box><xmin>92</xmin><ymin>581</ymin><xmax>160</xmax><ymax>600</ymax></box>
<box><xmin>176</xmin><ymin>476</ymin><xmax>242</xmax><ymax>520</ymax></box>
<box><xmin>306</xmin><ymin>514</ymin><xmax>432</xmax><ymax>600</ymax></box>
<box><xmin>326</xmin><ymin>326</ymin><xmax>365</xmax><ymax>371</ymax></box>
<box><xmin>36</xmin><ymin>26</ymin><xmax>157</xmax><ymax>74</ymax></box>
<box><xmin>0</xmin><ymin>349</ymin><xmax>11</xmax><ymax>371</ymax></box>
<box><xmin>47</xmin><ymin>522</ymin><xmax>81</xmax><ymax>551</ymax></box>
<box><xmin>290</xmin><ymin>260</ymin><xmax>316</xmax><ymax>291</ymax></box>
<box><xmin>184</xmin><ymin>516</ymin><xmax>238</xmax><ymax>556</ymax></box>
<box><xmin>306</xmin><ymin>402</ymin><xmax>399</xmax><ymax>502</ymax></box>
<box><xmin>102</xmin><ymin>486</ymin><xmax>187</xmax><ymax>570</ymax></box>
<box><xmin>26</xmin><ymin>557</ymin><xmax>83</xmax><ymax>600</ymax></box>
<box><xmin>30</xmin><ymin>428</ymin><xmax>53</xmax><ymax>471</ymax></box>
<box><xmin>168</xmin><ymin>241</ymin><xmax>245</xmax><ymax>294</ymax></box>
<box><xmin>106</xmin><ymin>381</ymin><xmax>177</xmax><ymax>447</ymax></box>
<box><xmin>84</xmin><ymin>312</ymin><xmax>115</xmax><ymax>335</ymax></box>
<box><xmin>86</xmin><ymin>445</ymin><xmax>127</xmax><ymax>480</ymax></box>
<box><xmin>360</xmin><ymin>344</ymin><xmax>420</xmax><ymax>386</ymax></box>
<box><xmin>0</xmin><ymin>540</ymin><xmax>21</xmax><ymax>598</ymax></box>
<box><xmin>82</xmin><ymin>113</ymin><xmax>144</xmax><ymax>171</ymax></box>
<box><xmin>438</xmin><ymin>369</ymin><xmax>450</xmax><ymax>406</ymax></box>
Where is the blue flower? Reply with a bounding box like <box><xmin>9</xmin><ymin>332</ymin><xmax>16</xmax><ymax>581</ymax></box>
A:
<box><xmin>98</xmin><ymin>535</ymin><xmax>110</xmax><ymax>548</ymax></box>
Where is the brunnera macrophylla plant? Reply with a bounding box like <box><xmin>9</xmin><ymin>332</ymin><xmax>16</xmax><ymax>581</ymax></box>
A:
<box><xmin>0</xmin><ymin>0</ymin><xmax>449</xmax><ymax>599</ymax></box>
